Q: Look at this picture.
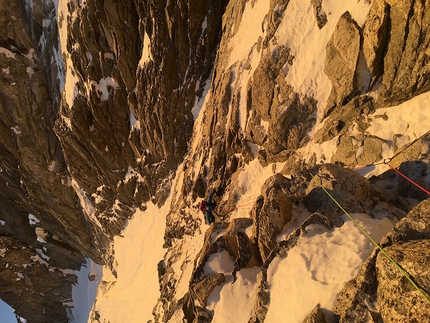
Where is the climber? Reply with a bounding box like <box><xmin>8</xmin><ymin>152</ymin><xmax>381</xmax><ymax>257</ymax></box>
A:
<box><xmin>199</xmin><ymin>191</ymin><xmax>216</xmax><ymax>225</ymax></box>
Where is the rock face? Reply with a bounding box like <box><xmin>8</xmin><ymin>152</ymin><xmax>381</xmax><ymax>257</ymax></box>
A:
<box><xmin>377</xmin><ymin>240</ymin><xmax>430</xmax><ymax>322</ymax></box>
<box><xmin>251</xmin><ymin>174</ymin><xmax>293</xmax><ymax>261</ymax></box>
<box><xmin>324</xmin><ymin>11</ymin><xmax>362</xmax><ymax>115</ymax></box>
<box><xmin>0</xmin><ymin>0</ymin><xmax>228</xmax><ymax>321</ymax></box>
<box><xmin>304</xmin><ymin>164</ymin><xmax>374</xmax><ymax>216</ymax></box>
<box><xmin>1</xmin><ymin>0</ymin><xmax>430</xmax><ymax>321</ymax></box>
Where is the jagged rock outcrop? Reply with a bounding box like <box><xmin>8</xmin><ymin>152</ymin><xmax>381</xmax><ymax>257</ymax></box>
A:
<box><xmin>0</xmin><ymin>236</ymin><xmax>77</xmax><ymax>322</ymax></box>
<box><xmin>295</xmin><ymin>0</ymin><xmax>430</xmax><ymax>170</ymax></box>
<box><xmin>304</xmin><ymin>164</ymin><xmax>374</xmax><ymax>216</ymax></box>
<box><xmin>0</xmin><ymin>0</ymin><xmax>98</xmax><ymax>320</ymax></box>
<box><xmin>303</xmin><ymin>304</ymin><xmax>328</xmax><ymax>323</ymax></box>
<box><xmin>362</xmin><ymin>0</ymin><xmax>389</xmax><ymax>89</ymax></box>
<box><xmin>333</xmin><ymin>199</ymin><xmax>430</xmax><ymax>322</ymax></box>
<box><xmin>251</xmin><ymin>174</ymin><xmax>293</xmax><ymax>261</ymax></box>
<box><xmin>324</xmin><ymin>11</ymin><xmax>362</xmax><ymax>116</ymax></box>
<box><xmin>378</xmin><ymin>0</ymin><xmax>430</xmax><ymax>106</ymax></box>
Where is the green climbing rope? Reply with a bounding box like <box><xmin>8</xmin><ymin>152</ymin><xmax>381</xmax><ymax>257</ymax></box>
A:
<box><xmin>308</xmin><ymin>171</ymin><xmax>430</xmax><ymax>305</ymax></box>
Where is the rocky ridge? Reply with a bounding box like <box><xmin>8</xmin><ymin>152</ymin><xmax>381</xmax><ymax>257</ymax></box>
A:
<box><xmin>154</xmin><ymin>0</ymin><xmax>430</xmax><ymax>321</ymax></box>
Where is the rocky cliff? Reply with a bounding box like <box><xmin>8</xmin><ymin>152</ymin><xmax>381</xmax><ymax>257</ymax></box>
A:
<box><xmin>0</xmin><ymin>0</ymin><xmax>429</xmax><ymax>322</ymax></box>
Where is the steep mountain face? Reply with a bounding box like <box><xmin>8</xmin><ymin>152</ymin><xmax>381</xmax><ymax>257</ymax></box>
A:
<box><xmin>0</xmin><ymin>0</ymin><xmax>228</xmax><ymax>321</ymax></box>
<box><xmin>0</xmin><ymin>0</ymin><xmax>430</xmax><ymax>322</ymax></box>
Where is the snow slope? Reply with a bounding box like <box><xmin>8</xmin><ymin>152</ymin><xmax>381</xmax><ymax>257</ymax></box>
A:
<box><xmin>87</xmin><ymin>202</ymin><xmax>167</xmax><ymax>322</ymax></box>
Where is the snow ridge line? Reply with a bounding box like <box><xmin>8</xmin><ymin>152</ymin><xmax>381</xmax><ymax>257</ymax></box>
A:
<box><xmin>308</xmin><ymin>171</ymin><xmax>430</xmax><ymax>305</ymax></box>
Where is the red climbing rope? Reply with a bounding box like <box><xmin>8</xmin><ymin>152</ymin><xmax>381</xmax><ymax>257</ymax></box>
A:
<box><xmin>384</xmin><ymin>161</ymin><xmax>430</xmax><ymax>195</ymax></box>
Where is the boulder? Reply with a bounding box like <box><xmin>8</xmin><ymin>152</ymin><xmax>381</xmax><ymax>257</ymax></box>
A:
<box><xmin>324</xmin><ymin>11</ymin><xmax>362</xmax><ymax>116</ymax></box>
<box><xmin>193</xmin><ymin>273</ymin><xmax>226</xmax><ymax>307</ymax></box>
<box><xmin>251</xmin><ymin>174</ymin><xmax>293</xmax><ymax>261</ymax></box>
<box><xmin>303</xmin><ymin>164</ymin><xmax>373</xmax><ymax>216</ymax></box>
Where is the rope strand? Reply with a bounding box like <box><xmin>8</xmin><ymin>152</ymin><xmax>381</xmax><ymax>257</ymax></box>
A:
<box><xmin>308</xmin><ymin>171</ymin><xmax>430</xmax><ymax>305</ymax></box>
<box><xmin>385</xmin><ymin>162</ymin><xmax>430</xmax><ymax>195</ymax></box>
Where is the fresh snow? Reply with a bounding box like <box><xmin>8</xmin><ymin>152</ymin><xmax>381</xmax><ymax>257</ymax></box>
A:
<box><xmin>88</xmin><ymin>201</ymin><xmax>167</xmax><ymax>323</ymax></box>
<box><xmin>366</xmin><ymin>91</ymin><xmax>430</xmax><ymax>158</ymax></box>
<box><xmin>276</xmin><ymin>0</ymin><xmax>371</xmax><ymax>117</ymax></box>
<box><xmin>226</xmin><ymin>0</ymin><xmax>269</xmax><ymax>68</ymax></box>
<box><xmin>209</xmin><ymin>267</ymin><xmax>260</xmax><ymax>323</ymax></box>
<box><xmin>265</xmin><ymin>214</ymin><xmax>392</xmax><ymax>323</ymax></box>
<box><xmin>92</xmin><ymin>77</ymin><xmax>120</xmax><ymax>102</ymax></box>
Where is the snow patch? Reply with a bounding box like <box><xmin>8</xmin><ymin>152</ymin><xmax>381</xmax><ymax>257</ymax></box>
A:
<box><xmin>138</xmin><ymin>31</ymin><xmax>152</xmax><ymax>67</ymax></box>
<box><xmin>129</xmin><ymin>111</ymin><xmax>140</xmax><ymax>132</ymax></box>
<box><xmin>71</xmin><ymin>179</ymin><xmax>102</xmax><ymax>228</ymax></box>
<box><xmin>276</xmin><ymin>0</ymin><xmax>371</xmax><ymax>116</ymax></box>
<box><xmin>35</xmin><ymin>248</ymin><xmax>50</xmax><ymax>261</ymax></box>
<box><xmin>191</xmin><ymin>78</ymin><xmax>212</xmax><ymax>120</ymax></box>
<box><xmin>209</xmin><ymin>267</ymin><xmax>260</xmax><ymax>323</ymax></box>
<box><xmin>265</xmin><ymin>214</ymin><xmax>393</xmax><ymax>322</ymax></box>
<box><xmin>227</xmin><ymin>0</ymin><xmax>269</xmax><ymax>68</ymax></box>
<box><xmin>28</xmin><ymin>213</ymin><xmax>40</xmax><ymax>225</ymax></box>
<box><xmin>93</xmin><ymin>77</ymin><xmax>120</xmax><ymax>102</ymax></box>
<box><xmin>35</xmin><ymin>227</ymin><xmax>48</xmax><ymax>243</ymax></box>
<box><xmin>11</xmin><ymin>126</ymin><xmax>21</xmax><ymax>135</ymax></box>
<box><xmin>203</xmin><ymin>250</ymin><xmax>234</xmax><ymax>276</ymax></box>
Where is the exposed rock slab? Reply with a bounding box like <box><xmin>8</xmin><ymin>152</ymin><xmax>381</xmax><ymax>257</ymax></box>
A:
<box><xmin>324</xmin><ymin>11</ymin><xmax>362</xmax><ymax>116</ymax></box>
<box><xmin>376</xmin><ymin>240</ymin><xmax>430</xmax><ymax>322</ymax></box>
